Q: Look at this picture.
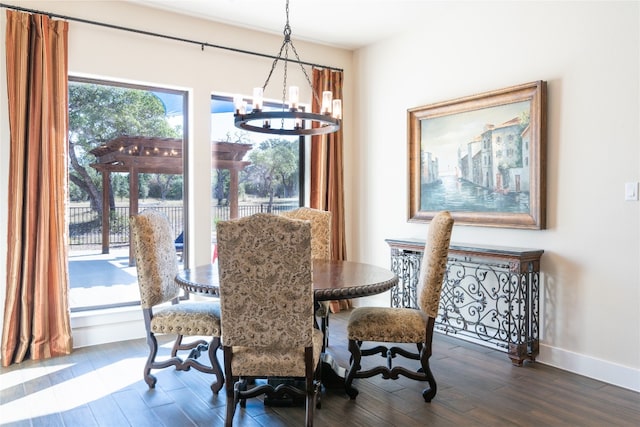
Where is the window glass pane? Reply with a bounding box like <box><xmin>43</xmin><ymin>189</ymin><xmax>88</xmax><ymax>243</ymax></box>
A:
<box><xmin>210</xmin><ymin>95</ymin><xmax>304</xmax><ymax>260</ymax></box>
<box><xmin>68</xmin><ymin>78</ymin><xmax>186</xmax><ymax>311</ymax></box>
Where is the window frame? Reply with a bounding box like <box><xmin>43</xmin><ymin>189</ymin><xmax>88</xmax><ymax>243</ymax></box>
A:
<box><xmin>68</xmin><ymin>75</ymin><xmax>189</xmax><ymax>312</ymax></box>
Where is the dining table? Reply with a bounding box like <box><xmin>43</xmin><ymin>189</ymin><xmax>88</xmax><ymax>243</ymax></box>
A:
<box><xmin>174</xmin><ymin>259</ymin><xmax>399</xmax><ymax>392</ymax></box>
<box><xmin>175</xmin><ymin>259</ymin><xmax>398</xmax><ymax>301</ymax></box>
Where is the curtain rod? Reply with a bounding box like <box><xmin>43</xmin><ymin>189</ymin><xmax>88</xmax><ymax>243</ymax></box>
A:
<box><xmin>0</xmin><ymin>2</ymin><xmax>344</xmax><ymax>72</ymax></box>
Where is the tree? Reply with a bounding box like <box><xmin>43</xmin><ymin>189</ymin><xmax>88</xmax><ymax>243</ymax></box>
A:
<box><xmin>146</xmin><ymin>174</ymin><xmax>182</xmax><ymax>200</ymax></box>
<box><xmin>112</xmin><ymin>173</ymin><xmax>129</xmax><ymax>201</ymax></box>
<box><xmin>244</xmin><ymin>138</ymin><xmax>298</xmax><ymax>210</ymax></box>
<box><xmin>213</xmin><ymin>169</ymin><xmax>230</xmax><ymax>205</ymax></box>
<box><xmin>68</xmin><ymin>82</ymin><xmax>181</xmax><ymax>213</ymax></box>
<box><xmin>212</xmin><ymin>131</ymin><xmax>252</xmax><ymax>205</ymax></box>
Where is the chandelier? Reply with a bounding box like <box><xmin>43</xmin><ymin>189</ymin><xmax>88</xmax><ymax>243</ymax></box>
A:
<box><xmin>234</xmin><ymin>0</ymin><xmax>341</xmax><ymax>136</ymax></box>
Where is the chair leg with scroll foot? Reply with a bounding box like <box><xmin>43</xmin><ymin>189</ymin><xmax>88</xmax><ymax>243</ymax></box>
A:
<box><xmin>143</xmin><ymin>334</ymin><xmax>159</xmax><ymax>389</ymax></box>
<box><xmin>208</xmin><ymin>337</ymin><xmax>224</xmax><ymax>394</ymax></box>
<box><xmin>420</xmin><ymin>350</ymin><xmax>437</xmax><ymax>402</ymax></box>
<box><xmin>131</xmin><ymin>210</ymin><xmax>224</xmax><ymax>396</ymax></box>
<box><xmin>343</xmin><ymin>211</ymin><xmax>453</xmax><ymax>403</ymax></box>
<box><xmin>344</xmin><ymin>339</ymin><xmax>361</xmax><ymax>399</ymax></box>
<box><xmin>224</xmin><ymin>376</ymin><xmax>237</xmax><ymax>426</ymax></box>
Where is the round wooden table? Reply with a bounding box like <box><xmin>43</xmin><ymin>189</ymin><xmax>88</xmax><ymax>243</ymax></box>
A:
<box><xmin>174</xmin><ymin>259</ymin><xmax>398</xmax><ymax>301</ymax></box>
<box><xmin>174</xmin><ymin>259</ymin><xmax>398</xmax><ymax>393</ymax></box>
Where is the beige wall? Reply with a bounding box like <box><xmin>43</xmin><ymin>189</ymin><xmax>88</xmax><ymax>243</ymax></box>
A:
<box><xmin>0</xmin><ymin>1</ymin><xmax>638</xmax><ymax>391</ymax></box>
<box><xmin>348</xmin><ymin>1</ymin><xmax>640</xmax><ymax>391</ymax></box>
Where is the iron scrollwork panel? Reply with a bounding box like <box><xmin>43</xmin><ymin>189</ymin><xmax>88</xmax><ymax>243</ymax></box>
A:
<box><xmin>390</xmin><ymin>248</ymin><xmax>421</xmax><ymax>308</ymax></box>
<box><xmin>389</xmin><ymin>246</ymin><xmax>540</xmax><ymax>365</ymax></box>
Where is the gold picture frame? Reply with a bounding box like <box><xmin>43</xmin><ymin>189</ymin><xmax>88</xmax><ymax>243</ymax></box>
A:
<box><xmin>408</xmin><ymin>81</ymin><xmax>547</xmax><ymax>229</ymax></box>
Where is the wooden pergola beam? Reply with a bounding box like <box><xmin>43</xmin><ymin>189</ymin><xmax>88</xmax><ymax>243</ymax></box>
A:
<box><xmin>89</xmin><ymin>136</ymin><xmax>252</xmax><ymax>262</ymax></box>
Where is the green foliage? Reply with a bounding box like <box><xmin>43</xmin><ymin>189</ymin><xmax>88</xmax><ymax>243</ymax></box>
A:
<box><xmin>243</xmin><ymin>138</ymin><xmax>298</xmax><ymax>201</ymax></box>
<box><xmin>138</xmin><ymin>173</ymin><xmax>150</xmax><ymax>200</ymax></box>
<box><xmin>213</xmin><ymin>169</ymin><xmax>230</xmax><ymax>205</ymax></box>
<box><xmin>69</xmin><ymin>83</ymin><xmax>179</xmax><ymax>145</ymax></box>
<box><xmin>112</xmin><ymin>173</ymin><xmax>129</xmax><ymax>201</ymax></box>
<box><xmin>68</xmin><ymin>182</ymin><xmax>88</xmax><ymax>202</ymax></box>
<box><xmin>146</xmin><ymin>174</ymin><xmax>183</xmax><ymax>200</ymax></box>
<box><xmin>68</xmin><ymin>82</ymin><xmax>183</xmax><ymax>210</ymax></box>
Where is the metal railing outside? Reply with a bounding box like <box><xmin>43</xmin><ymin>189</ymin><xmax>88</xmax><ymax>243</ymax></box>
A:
<box><xmin>68</xmin><ymin>203</ymin><xmax>298</xmax><ymax>246</ymax></box>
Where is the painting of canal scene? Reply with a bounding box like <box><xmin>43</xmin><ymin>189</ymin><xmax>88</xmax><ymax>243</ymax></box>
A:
<box><xmin>408</xmin><ymin>81</ymin><xmax>546</xmax><ymax>229</ymax></box>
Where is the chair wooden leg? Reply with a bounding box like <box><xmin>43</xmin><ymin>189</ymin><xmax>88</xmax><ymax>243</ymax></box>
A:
<box><xmin>224</xmin><ymin>394</ymin><xmax>235</xmax><ymax>427</ymax></box>
<box><xmin>305</xmin><ymin>376</ymin><xmax>315</xmax><ymax>427</ymax></box>
<box><xmin>321</xmin><ymin>314</ymin><xmax>329</xmax><ymax>350</ymax></box>
<box><xmin>345</xmin><ymin>339</ymin><xmax>361</xmax><ymax>399</ymax></box>
<box><xmin>208</xmin><ymin>336</ymin><xmax>224</xmax><ymax>394</ymax></box>
<box><xmin>143</xmin><ymin>333</ymin><xmax>159</xmax><ymax>389</ymax></box>
<box><xmin>238</xmin><ymin>379</ymin><xmax>248</xmax><ymax>408</ymax></box>
<box><xmin>314</xmin><ymin>354</ymin><xmax>322</xmax><ymax>409</ymax></box>
<box><xmin>420</xmin><ymin>347</ymin><xmax>437</xmax><ymax>402</ymax></box>
<box><xmin>224</xmin><ymin>379</ymin><xmax>236</xmax><ymax>426</ymax></box>
<box><xmin>223</xmin><ymin>347</ymin><xmax>236</xmax><ymax>427</ymax></box>
<box><xmin>171</xmin><ymin>335</ymin><xmax>183</xmax><ymax>358</ymax></box>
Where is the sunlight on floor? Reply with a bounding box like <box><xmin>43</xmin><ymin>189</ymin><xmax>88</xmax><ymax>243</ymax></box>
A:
<box><xmin>0</xmin><ymin>363</ymin><xmax>74</xmax><ymax>390</ymax></box>
<box><xmin>0</xmin><ymin>357</ymin><xmax>146</xmax><ymax>423</ymax></box>
<box><xmin>0</xmin><ymin>340</ymin><xmax>180</xmax><ymax>423</ymax></box>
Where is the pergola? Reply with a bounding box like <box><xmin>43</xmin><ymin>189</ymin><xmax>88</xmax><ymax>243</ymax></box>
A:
<box><xmin>90</xmin><ymin>136</ymin><xmax>251</xmax><ymax>263</ymax></box>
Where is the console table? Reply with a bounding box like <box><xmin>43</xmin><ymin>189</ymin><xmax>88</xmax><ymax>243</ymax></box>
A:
<box><xmin>386</xmin><ymin>238</ymin><xmax>543</xmax><ymax>366</ymax></box>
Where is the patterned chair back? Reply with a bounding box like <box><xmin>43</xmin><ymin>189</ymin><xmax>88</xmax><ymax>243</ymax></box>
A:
<box><xmin>216</xmin><ymin>213</ymin><xmax>313</xmax><ymax>348</ymax></box>
<box><xmin>281</xmin><ymin>207</ymin><xmax>331</xmax><ymax>260</ymax></box>
<box><xmin>130</xmin><ymin>210</ymin><xmax>180</xmax><ymax>309</ymax></box>
<box><xmin>418</xmin><ymin>211</ymin><xmax>454</xmax><ymax>318</ymax></box>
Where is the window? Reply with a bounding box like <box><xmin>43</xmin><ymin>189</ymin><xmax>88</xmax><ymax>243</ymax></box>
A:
<box><xmin>209</xmin><ymin>94</ymin><xmax>305</xmax><ymax>250</ymax></box>
<box><xmin>68</xmin><ymin>77</ymin><xmax>187</xmax><ymax>311</ymax></box>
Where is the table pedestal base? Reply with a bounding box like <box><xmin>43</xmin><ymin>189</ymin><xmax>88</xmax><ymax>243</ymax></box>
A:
<box><xmin>263</xmin><ymin>378</ymin><xmax>305</xmax><ymax>406</ymax></box>
<box><xmin>319</xmin><ymin>353</ymin><xmax>347</xmax><ymax>389</ymax></box>
<box><xmin>263</xmin><ymin>353</ymin><xmax>348</xmax><ymax>406</ymax></box>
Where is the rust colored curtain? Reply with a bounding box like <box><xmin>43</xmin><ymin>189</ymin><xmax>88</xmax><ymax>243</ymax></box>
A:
<box><xmin>310</xmin><ymin>68</ymin><xmax>350</xmax><ymax>312</ymax></box>
<box><xmin>2</xmin><ymin>10</ymin><xmax>72</xmax><ymax>366</ymax></box>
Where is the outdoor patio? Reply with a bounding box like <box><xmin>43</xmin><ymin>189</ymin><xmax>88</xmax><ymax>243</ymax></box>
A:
<box><xmin>68</xmin><ymin>247</ymin><xmax>203</xmax><ymax>310</ymax></box>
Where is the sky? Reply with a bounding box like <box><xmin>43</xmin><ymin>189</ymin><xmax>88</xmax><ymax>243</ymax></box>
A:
<box><xmin>420</xmin><ymin>100</ymin><xmax>529</xmax><ymax>173</ymax></box>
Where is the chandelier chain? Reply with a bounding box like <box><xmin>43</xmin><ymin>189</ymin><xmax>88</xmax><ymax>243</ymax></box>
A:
<box><xmin>281</xmin><ymin>42</ymin><xmax>289</xmax><ymax>128</ymax></box>
<box><xmin>234</xmin><ymin>0</ymin><xmax>340</xmax><ymax>136</ymax></box>
<box><xmin>261</xmin><ymin>38</ymin><xmax>287</xmax><ymax>92</ymax></box>
<box><xmin>289</xmin><ymin>43</ymin><xmax>319</xmax><ymax>107</ymax></box>
<box><xmin>259</xmin><ymin>0</ymin><xmax>321</xmax><ymax>112</ymax></box>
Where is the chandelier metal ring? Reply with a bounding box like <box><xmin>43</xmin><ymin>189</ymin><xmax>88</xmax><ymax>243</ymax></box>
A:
<box><xmin>234</xmin><ymin>111</ymin><xmax>340</xmax><ymax>136</ymax></box>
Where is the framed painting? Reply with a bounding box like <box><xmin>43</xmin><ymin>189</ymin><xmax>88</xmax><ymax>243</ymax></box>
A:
<box><xmin>408</xmin><ymin>81</ymin><xmax>547</xmax><ymax>229</ymax></box>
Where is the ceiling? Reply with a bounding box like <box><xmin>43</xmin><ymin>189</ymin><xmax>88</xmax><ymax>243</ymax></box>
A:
<box><xmin>128</xmin><ymin>0</ymin><xmax>433</xmax><ymax>50</ymax></box>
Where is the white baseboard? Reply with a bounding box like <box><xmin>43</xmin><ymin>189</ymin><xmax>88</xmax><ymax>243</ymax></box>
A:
<box><xmin>70</xmin><ymin>306</ymin><xmax>146</xmax><ymax>348</ymax></box>
<box><xmin>538</xmin><ymin>343</ymin><xmax>640</xmax><ymax>393</ymax></box>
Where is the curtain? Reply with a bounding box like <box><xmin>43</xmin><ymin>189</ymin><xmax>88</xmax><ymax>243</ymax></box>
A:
<box><xmin>310</xmin><ymin>68</ymin><xmax>350</xmax><ymax>312</ymax></box>
<box><xmin>2</xmin><ymin>10</ymin><xmax>72</xmax><ymax>366</ymax></box>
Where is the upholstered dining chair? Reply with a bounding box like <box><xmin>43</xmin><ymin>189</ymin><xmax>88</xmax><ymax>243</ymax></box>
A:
<box><xmin>216</xmin><ymin>213</ymin><xmax>323</xmax><ymax>427</ymax></box>
<box><xmin>130</xmin><ymin>209</ymin><xmax>224</xmax><ymax>394</ymax></box>
<box><xmin>344</xmin><ymin>210</ymin><xmax>454</xmax><ymax>402</ymax></box>
<box><xmin>281</xmin><ymin>207</ymin><xmax>332</xmax><ymax>348</ymax></box>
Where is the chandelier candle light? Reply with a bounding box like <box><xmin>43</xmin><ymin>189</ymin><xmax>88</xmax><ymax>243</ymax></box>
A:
<box><xmin>233</xmin><ymin>0</ymin><xmax>342</xmax><ymax>136</ymax></box>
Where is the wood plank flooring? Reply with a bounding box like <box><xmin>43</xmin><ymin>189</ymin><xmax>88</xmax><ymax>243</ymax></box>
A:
<box><xmin>1</xmin><ymin>310</ymin><xmax>638</xmax><ymax>426</ymax></box>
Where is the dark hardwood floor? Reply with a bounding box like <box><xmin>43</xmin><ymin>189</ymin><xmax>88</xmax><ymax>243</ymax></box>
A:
<box><xmin>1</xmin><ymin>310</ymin><xmax>638</xmax><ymax>426</ymax></box>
